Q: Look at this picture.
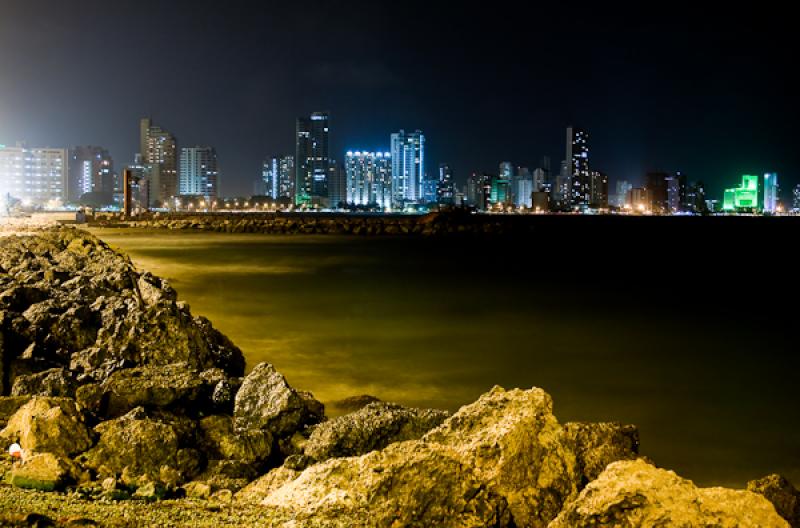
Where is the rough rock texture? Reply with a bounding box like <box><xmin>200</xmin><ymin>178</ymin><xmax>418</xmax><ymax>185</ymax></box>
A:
<box><xmin>233</xmin><ymin>362</ymin><xmax>324</xmax><ymax>437</ymax></box>
<box><xmin>423</xmin><ymin>385</ymin><xmax>579</xmax><ymax>527</ymax></box>
<box><xmin>748</xmin><ymin>474</ymin><xmax>800</xmax><ymax>527</ymax></box>
<box><xmin>550</xmin><ymin>459</ymin><xmax>789</xmax><ymax>528</ymax></box>
<box><xmin>0</xmin><ymin>397</ymin><xmax>92</xmax><ymax>456</ymax></box>
<box><xmin>235</xmin><ymin>466</ymin><xmax>301</xmax><ymax>504</ymax></box>
<box><xmin>260</xmin><ymin>441</ymin><xmax>511</xmax><ymax>527</ymax></box>
<box><xmin>562</xmin><ymin>421</ymin><xmax>640</xmax><ymax>485</ymax></box>
<box><xmin>7</xmin><ymin>452</ymin><xmax>75</xmax><ymax>491</ymax></box>
<box><xmin>304</xmin><ymin>401</ymin><xmax>449</xmax><ymax>461</ymax></box>
<box><xmin>80</xmin><ymin>407</ymin><xmax>202</xmax><ymax>487</ymax></box>
<box><xmin>327</xmin><ymin>394</ymin><xmax>382</xmax><ymax>415</ymax></box>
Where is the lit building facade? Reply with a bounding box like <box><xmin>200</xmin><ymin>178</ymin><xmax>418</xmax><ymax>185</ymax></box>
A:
<box><xmin>566</xmin><ymin>127</ymin><xmax>590</xmax><ymax>207</ymax></box>
<box><xmin>589</xmin><ymin>170</ymin><xmax>609</xmax><ymax>208</ymax></box>
<box><xmin>437</xmin><ymin>164</ymin><xmax>455</xmax><ymax>206</ymax></box>
<box><xmin>179</xmin><ymin>146</ymin><xmax>218</xmax><ymax>200</ymax></box>
<box><xmin>614</xmin><ymin>180</ymin><xmax>632</xmax><ymax>208</ymax></box>
<box><xmin>140</xmin><ymin>118</ymin><xmax>178</xmax><ymax>207</ymax></box>
<box><xmin>390</xmin><ymin>130</ymin><xmax>425</xmax><ymax>206</ymax></box>
<box><xmin>645</xmin><ymin>172</ymin><xmax>669</xmax><ymax>213</ymax></box>
<box><xmin>793</xmin><ymin>184</ymin><xmax>800</xmax><ymax>212</ymax></box>
<box><xmin>295</xmin><ymin>112</ymin><xmax>330</xmax><ymax>206</ymax></box>
<box><xmin>345</xmin><ymin>151</ymin><xmax>392</xmax><ymax>209</ymax></box>
<box><xmin>68</xmin><ymin>146</ymin><xmax>114</xmax><ymax>202</ymax></box>
<box><xmin>466</xmin><ymin>172</ymin><xmax>491</xmax><ymax>211</ymax></box>
<box><xmin>723</xmin><ymin>175</ymin><xmax>759</xmax><ymax>211</ymax></box>
<box><xmin>762</xmin><ymin>173</ymin><xmax>778</xmax><ymax>213</ymax></box>
<box><xmin>262</xmin><ymin>155</ymin><xmax>295</xmax><ymax>200</ymax></box>
<box><xmin>0</xmin><ymin>144</ymin><xmax>67</xmax><ymax>205</ymax></box>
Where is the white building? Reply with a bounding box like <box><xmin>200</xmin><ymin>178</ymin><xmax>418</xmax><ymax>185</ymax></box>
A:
<box><xmin>0</xmin><ymin>144</ymin><xmax>67</xmax><ymax>205</ymax></box>
<box><xmin>179</xmin><ymin>146</ymin><xmax>218</xmax><ymax>200</ymax></box>
<box><xmin>346</xmin><ymin>151</ymin><xmax>392</xmax><ymax>209</ymax></box>
<box><xmin>390</xmin><ymin>130</ymin><xmax>424</xmax><ymax>206</ymax></box>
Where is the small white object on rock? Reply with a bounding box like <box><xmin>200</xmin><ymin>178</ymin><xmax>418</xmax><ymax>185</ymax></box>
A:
<box><xmin>8</xmin><ymin>443</ymin><xmax>23</xmax><ymax>459</ymax></box>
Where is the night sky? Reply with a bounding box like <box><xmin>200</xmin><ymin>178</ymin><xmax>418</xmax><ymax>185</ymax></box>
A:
<box><xmin>1</xmin><ymin>1</ymin><xmax>796</xmax><ymax>198</ymax></box>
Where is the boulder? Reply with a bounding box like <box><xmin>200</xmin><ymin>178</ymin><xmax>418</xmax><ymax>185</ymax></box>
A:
<box><xmin>198</xmin><ymin>414</ymin><xmax>272</xmax><ymax>464</ymax></box>
<box><xmin>423</xmin><ymin>386</ymin><xmax>579</xmax><ymax>527</ymax></box>
<box><xmin>562</xmin><ymin>421</ymin><xmax>639</xmax><ymax>485</ymax></box>
<box><xmin>76</xmin><ymin>363</ymin><xmax>224</xmax><ymax>418</ymax></box>
<box><xmin>305</xmin><ymin>401</ymin><xmax>449</xmax><ymax>462</ymax></box>
<box><xmin>236</xmin><ymin>465</ymin><xmax>301</xmax><ymax>504</ymax></box>
<box><xmin>748</xmin><ymin>474</ymin><xmax>800</xmax><ymax>527</ymax></box>
<box><xmin>81</xmin><ymin>407</ymin><xmax>200</xmax><ymax>487</ymax></box>
<box><xmin>0</xmin><ymin>396</ymin><xmax>31</xmax><ymax>428</ymax></box>
<box><xmin>10</xmin><ymin>367</ymin><xmax>77</xmax><ymax>398</ymax></box>
<box><xmin>0</xmin><ymin>397</ymin><xmax>92</xmax><ymax>456</ymax></box>
<box><xmin>550</xmin><ymin>459</ymin><xmax>789</xmax><ymax>528</ymax></box>
<box><xmin>233</xmin><ymin>363</ymin><xmax>324</xmax><ymax>437</ymax></box>
<box><xmin>259</xmin><ymin>441</ymin><xmax>511</xmax><ymax>527</ymax></box>
<box><xmin>8</xmin><ymin>452</ymin><xmax>74</xmax><ymax>491</ymax></box>
<box><xmin>327</xmin><ymin>394</ymin><xmax>382</xmax><ymax>415</ymax></box>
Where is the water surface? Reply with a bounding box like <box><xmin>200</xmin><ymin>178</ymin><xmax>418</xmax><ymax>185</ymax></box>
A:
<box><xmin>91</xmin><ymin>218</ymin><xmax>799</xmax><ymax>487</ymax></box>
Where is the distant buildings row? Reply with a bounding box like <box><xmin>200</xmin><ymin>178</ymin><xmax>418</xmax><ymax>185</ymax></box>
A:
<box><xmin>0</xmin><ymin>119</ymin><xmax>219</xmax><ymax>209</ymax></box>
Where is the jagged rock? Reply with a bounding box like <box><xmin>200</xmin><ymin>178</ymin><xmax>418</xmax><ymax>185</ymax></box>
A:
<box><xmin>10</xmin><ymin>368</ymin><xmax>77</xmax><ymax>398</ymax></box>
<box><xmin>233</xmin><ymin>363</ymin><xmax>324</xmax><ymax>437</ymax></box>
<box><xmin>194</xmin><ymin>460</ymin><xmax>260</xmax><ymax>493</ymax></box>
<box><xmin>81</xmin><ymin>407</ymin><xmax>200</xmax><ymax>487</ymax></box>
<box><xmin>183</xmin><ymin>480</ymin><xmax>212</xmax><ymax>499</ymax></box>
<box><xmin>423</xmin><ymin>386</ymin><xmax>579</xmax><ymax>527</ymax></box>
<box><xmin>562</xmin><ymin>421</ymin><xmax>639</xmax><ymax>485</ymax></box>
<box><xmin>198</xmin><ymin>415</ymin><xmax>272</xmax><ymax>464</ymax></box>
<box><xmin>748</xmin><ymin>474</ymin><xmax>800</xmax><ymax>527</ymax></box>
<box><xmin>258</xmin><ymin>441</ymin><xmax>511</xmax><ymax>527</ymax></box>
<box><xmin>304</xmin><ymin>401</ymin><xmax>449</xmax><ymax>461</ymax></box>
<box><xmin>550</xmin><ymin>459</ymin><xmax>789</xmax><ymax>528</ymax></box>
<box><xmin>8</xmin><ymin>452</ymin><xmax>74</xmax><ymax>491</ymax></box>
<box><xmin>132</xmin><ymin>480</ymin><xmax>168</xmax><ymax>501</ymax></box>
<box><xmin>0</xmin><ymin>396</ymin><xmax>31</xmax><ymax>427</ymax></box>
<box><xmin>75</xmin><ymin>363</ymin><xmax>224</xmax><ymax>418</ymax></box>
<box><xmin>327</xmin><ymin>394</ymin><xmax>382</xmax><ymax>415</ymax></box>
<box><xmin>235</xmin><ymin>466</ymin><xmax>301</xmax><ymax>504</ymax></box>
<box><xmin>0</xmin><ymin>397</ymin><xmax>92</xmax><ymax>456</ymax></box>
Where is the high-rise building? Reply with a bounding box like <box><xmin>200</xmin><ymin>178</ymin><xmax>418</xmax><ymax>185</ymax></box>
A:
<box><xmin>262</xmin><ymin>156</ymin><xmax>295</xmax><ymax>201</ymax></box>
<box><xmin>614</xmin><ymin>180</ymin><xmax>632</xmax><ymax>208</ymax></box>
<box><xmin>390</xmin><ymin>130</ymin><xmax>425</xmax><ymax>206</ymax></box>
<box><xmin>762</xmin><ymin>173</ymin><xmax>778</xmax><ymax>213</ymax></box>
<box><xmin>328</xmin><ymin>161</ymin><xmax>346</xmax><ymax>209</ymax></box>
<box><xmin>665</xmin><ymin>172</ymin><xmax>687</xmax><ymax>213</ymax></box>
<box><xmin>589</xmin><ymin>171</ymin><xmax>609</xmax><ymax>208</ymax></box>
<box><xmin>793</xmin><ymin>184</ymin><xmax>800</xmax><ymax>211</ymax></box>
<box><xmin>123</xmin><ymin>154</ymin><xmax>151</xmax><ymax>212</ymax></box>
<box><xmin>345</xmin><ymin>151</ymin><xmax>392</xmax><ymax>209</ymax></box>
<box><xmin>466</xmin><ymin>172</ymin><xmax>491</xmax><ymax>211</ymax></box>
<box><xmin>627</xmin><ymin>187</ymin><xmax>651</xmax><ymax>212</ymax></box>
<box><xmin>140</xmin><ymin>118</ymin><xmax>178</xmax><ymax>207</ymax></box>
<box><xmin>566</xmin><ymin>127</ymin><xmax>590</xmax><ymax>207</ymax></box>
<box><xmin>0</xmin><ymin>144</ymin><xmax>67</xmax><ymax>205</ymax></box>
<box><xmin>552</xmin><ymin>160</ymin><xmax>572</xmax><ymax>209</ymax></box>
<box><xmin>723</xmin><ymin>175</ymin><xmax>759</xmax><ymax>211</ymax></box>
<box><xmin>295</xmin><ymin>112</ymin><xmax>330</xmax><ymax>206</ymax></box>
<box><xmin>645</xmin><ymin>172</ymin><xmax>669</xmax><ymax>213</ymax></box>
<box><xmin>437</xmin><ymin>164</ymin><xmax>455</xmax><ymax>206</ymax></box>
<box><xmin>685</xmin><ymin>181</ymin><xmax>707</xmax><ymax>214</ymax></box>
<box><xmin>532</xmin><ymin>168</ymin><xmax>548</xmax><ymax>193</ymax></box>
<box><xmin>68</xmin><ymin>146</ymin><xmax>114</xmax><ymax>202</ymax></box>
<box><xmin>179</xmin><ymin>147</ymin><xmax>218</xmax><ymax>200</ymax></box>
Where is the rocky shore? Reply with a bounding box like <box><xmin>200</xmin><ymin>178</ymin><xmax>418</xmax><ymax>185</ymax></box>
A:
<box><xmin>0</xmin><ymin>228</ymin><xmax>798</xmax><ymax>527</ymax></box>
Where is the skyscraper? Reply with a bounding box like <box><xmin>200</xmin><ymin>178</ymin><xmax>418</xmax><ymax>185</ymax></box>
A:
<box><xmin>0</xmin><ymin>144</ymin><xmax>67</xmax><ymax>205</ymax></box>
<box><xmin>437</xmin><ymin>163</ymin><xmax>455</xmax><ymax>206</ymax></box>
<box><xmin>262</xmin><ymin>156</ymin><xmax>295</xmax><ymax>201</ymax></box>
<box><xmin>68</xmin><ymin>146</ymin><xmax>114</xmax><ymax>202</ymax></box>
<box><xmin>179</xmin><ymin>147</ymin><xmax>218</xmax><ymax>200</ymax></box>
<box><xmin>140</xmin><ymin>118</ymin><xmax>178</xmax><ymax>207</ymax></box>
<box><xmin>390</xmin><ymin>130</ymin><xmax>425</xmax><ymax>206</ymax></box>
<box><xmin>645</xmin><ymin>172</ymin><xmax>669</xmax><ymax>213</ymax></box>
<box><xmin>614</xmin><ymin>180</ymin><xmax>632</xmax><ymax>208</ymax></box>
<box><xmin>328</xmin><ymin>161</ymin><xmax>346</xmax><ymax>208</ymax></box>
<box><xmin>345</xmin><ymin>151</ymin><xmax>392</xmax><ymax>209</ymax></box>
<box><xmin>566</xmin><ymin>127</ymin><xmax>590</xmax><ymax>208</ymax></box>
<box><xmin>589</xmin><ymin>171</ymin><xmax>609</xmax><ymax>208</ymax></box>
<box><xmin>763</xmin><ymin>173</ymin><xmax>778</xmax><ymax>213</ymax></box>
<box><xmin>295</xmin><ymin>112</ymin><xmax>330</xmax><ymax>206</ymax></box>
<box><xmin>665</xmin><ymin>172</ymin><xmax>686</xmax><ymax>213</ymax></box>
<box><xmin>793</xmin><ymin>184</ymin><xmax>800</xmax><ymax>212</ymax></box>
<box><xmin>466</xmin><ymin>172</ymin><xmax>490</xmax><ymax>211</ymax></box>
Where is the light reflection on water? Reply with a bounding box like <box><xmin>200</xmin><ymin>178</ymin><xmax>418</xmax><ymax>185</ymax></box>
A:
<box><xmin>91</xmin><ymin>227</ymin><xmax>799</xmax><ymax>488</ymax></box>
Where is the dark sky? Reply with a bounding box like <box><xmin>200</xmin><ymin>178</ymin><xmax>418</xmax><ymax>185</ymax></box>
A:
<box><xmin>1</xmin><ymin>1</ymin><xmax>796</xmax><ymax>199</ymax></box>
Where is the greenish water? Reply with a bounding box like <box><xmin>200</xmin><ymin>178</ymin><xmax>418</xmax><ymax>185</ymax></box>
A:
<box><xmin>91</xmin><ymin>224</ymin><xmax>799</xmax><ymax>487</ymax></box>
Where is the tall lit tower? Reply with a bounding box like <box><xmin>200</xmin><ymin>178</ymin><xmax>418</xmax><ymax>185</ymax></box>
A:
<box><xmin>179</xmin><ymin>146</ymin><xmax>218</xmax><ymax>200</ymax></box>
<box><xmin>295</xmin><ymin>112</ymin><xmax>330</xmax><ymax>206</ymax></box>
<box><xmin>390</xmin><ymin>130</ymin><xmax>425</xmax><ymax>206</ymax></box>
<box><xmin>763</xmin><ymin>173</ymin><xmax>778</xmax><ymax>213</ymax></box>
<box><xmin>566</xmin><ymin>126</ymin><xmax>590</xmax><ymax>207</ymax></box>
<box><xmin>140</xmin><ymin>118</ymin><xmax>178</xmax><ymax>207</ymax></box>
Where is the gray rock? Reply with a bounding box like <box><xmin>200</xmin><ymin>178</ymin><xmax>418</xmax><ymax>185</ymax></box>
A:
<box><xmin>562</xmin><ymin>421</ymin><xmax>639</xmax><ymax>486</ymax></box>
<box><xmin>305</xmin><ymin>401</ymin><xmax>449</xmax><ymax>462</ymax></box>
<box><xmin>748</xmin><ymin>474</ymin><xmax>800</xmax><ymax>527</ymax></box>
<box><xmin>233</xmin><ymin>363</ymin><xmax>324</xmax><ymax>437</ymax></box>
<box><xmin>550</xmin><ymin>459</ymin><xmax>789</xmax><ymax>528</ymax></box>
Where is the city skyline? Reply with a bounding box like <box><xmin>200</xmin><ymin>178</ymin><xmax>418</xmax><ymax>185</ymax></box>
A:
<box><xmin>0</xmin><ymin>1</ymin><xmax>796</xmax><ymax>199</ymax></box>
